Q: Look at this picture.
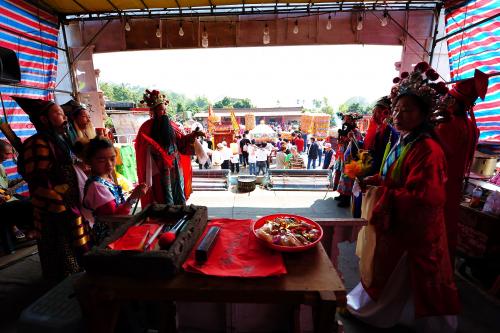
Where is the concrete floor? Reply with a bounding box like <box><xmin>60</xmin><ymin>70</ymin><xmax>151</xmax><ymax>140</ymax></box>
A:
<box><xmin>187</xmin><ymin>185</ymin><xmax>350</xmax><ymax>220</ymax></box>
<box><xmin>0</xmin><ymin>185</ymin><xmax>499</xmax><ymax>332</ymax></box>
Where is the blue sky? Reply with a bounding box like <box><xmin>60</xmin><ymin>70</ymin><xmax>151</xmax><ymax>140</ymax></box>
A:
<box><xmin>93</xmin><ymin>44</ymin><xmax>402</xmax><ymax>109</ymax></box>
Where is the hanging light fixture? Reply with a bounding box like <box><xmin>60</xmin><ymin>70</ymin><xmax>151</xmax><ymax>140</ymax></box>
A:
<box><xmin>293</xmin><ymin>20</ymin><xmax>299</xmax><ymax>34</ymax></box>
<box><xmin>202</xmin><ymin>26</ymin><xmax>209</xmax><ymax>48</ymax></box>
<box><xmin>156</xmin><ymin>24</ymin><xmax>162</xmax><ymax>38</ymax></box>
<box><xmin>263</xmin><ymin>23</ymin><xmax>270</xmax><ymax>45</ymax></box>
<box><xmin>380</xmin><ymin>10</ymin><xmax>389</xmax><ymax>27</ymax></box>
<box><xmin>356</xmin><ymin>14</ymin><xmax>363</xmax><ymax>31</ymax></box>
<box><xmin>124</xmin><ymin>17</ymin><xmax>131</xmax><ymax>32</ymax></box>
<box><xmin>326</xmin><ymin>14</ymin><xmax>332</xmax><ymax>30</ymax></box>
<box><xmin>178</xmin><ymin>22</ymin><xmax>184</xmax><ymax>36</ymax></box>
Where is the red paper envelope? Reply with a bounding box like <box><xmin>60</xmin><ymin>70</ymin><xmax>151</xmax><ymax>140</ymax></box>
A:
<box><xmin>183</xmin><ymin>219</ymin><xmax>287</xmax><ymax>277</ymax></box>
<box><xmin>108</xmin><ymin>224</ymin><xmax>161</xmax><ymax>251</ymax></box>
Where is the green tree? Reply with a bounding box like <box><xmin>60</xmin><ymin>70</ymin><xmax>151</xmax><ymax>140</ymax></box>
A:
<box><xmin>320</xmin><ymin>97</ymin><xmax>334</xmax><ymax>116</ymax></box>
<box><xmin>176</xmin><ymin>103</ymin><xmax>185</xmax><ymax>114</ymax></box>
<box><xmin>338</xmin><ymin>96</ymin><xmax>371</xmax><ymax>115</ymax></box>
<box><xmin>214</xmin><ymin>97</ymin><xmax>253</xmax><ymax>109</ymax></box>
<box><xmin>100</xmin><ymin>82</ymin><xmax>115</xmax><ymax>101</ymax></box>
<box><xmin>111</xmin><ymin>84</ymin><xmax>134</xmax><ymax>101</ymax></box>
<box><xmin>312</xmin><ymin>99</ymin><xmax>323</xmax><ymax>109</ymax></box>
<box><xmin>233</xmin><ymin>98</ymin><xmax>252</xmax><ymax>109</ymax></box>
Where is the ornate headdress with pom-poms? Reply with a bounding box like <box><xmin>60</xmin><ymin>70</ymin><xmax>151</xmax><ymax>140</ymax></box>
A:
<box><xmin>140</xmin><ymin>89</ymin><xmax>169</xmax><ymax>108</ymax></box>
<box><xmin>390</xmin><ymin>62</ymin><xmax>451</xmax><ymax>113</ymax></box>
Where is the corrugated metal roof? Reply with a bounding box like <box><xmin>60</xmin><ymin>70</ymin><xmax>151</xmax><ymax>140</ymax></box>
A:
<box><xmin>41</xmin><ymin>0</ymin><xmax>442</xmax><ymax>15</ymax></box>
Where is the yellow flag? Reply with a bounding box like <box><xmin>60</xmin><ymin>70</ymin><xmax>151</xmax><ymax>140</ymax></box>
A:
<box><xmin>230</xmin><ymin>111</ymin><xmax>240</xmax><ymax>132</ymax></box>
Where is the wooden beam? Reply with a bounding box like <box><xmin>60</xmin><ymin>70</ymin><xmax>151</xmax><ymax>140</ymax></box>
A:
<box><xmin>25</xmin><ymin>0</ymin><xmax>58</xmax><ymax>15</ymax></box>
<box><xmin>72</xmin><ymin>0</ymin><xmax>89</xmax><ymax>12</ymax></box>
<box><xmin>105</xmin><ymin>0</ymin><xmax>120</xmax><ymax>12</ymax></box>
<box><xmin>208</xmin><ymin>0</ymin><xmax>215</xmax><ymax>14</ymax></box>
<box><xmin>174</xmin><ymin>0</ymin><xmax>183</xmax><ymax>15</ymax></box>
<box><xmin>139</xmin><ymin>0</ymin><xmax>149</xmax><ymax>10</ymax></box>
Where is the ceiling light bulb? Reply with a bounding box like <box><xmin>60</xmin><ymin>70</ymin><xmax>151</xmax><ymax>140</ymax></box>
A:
<box><xmin>202</xmin><ymin>37</ymin><xmax>208</xmax><ymax>48</ymax></box>
<box><xmin>293</xmin><ymin>20</ymin><xmax>299</xmax><ymax>34</ymax></box>
<box><xmin>156</xmin><ymin>26</ymin><xmax>161</xmax><ymax>38</ymax></box>
<box><xmin>263</xmin><ymin>34</ymin><xmax>270</xmax><ymax>45</ymax></box>
<box><xmin>124</xmin><ymin>21</ymin><xmax>131</xmax><ymax>31</ymax></box>
<box><xmin>381</xmin><ymin>12</ymin><xmax>389</xmax><ymax>27</ymax></box>
<box><xmin>179</xmin><ymin>25</ymin><xmax>184</xmax><ymax>37</ymax></box>
<box><xmin>356</xmin><ymin>17</ymin><xmax>363</xmax><ymax>31</ymax></box>
<box><xmin>326</xmin><ymin>16</ymin><xmax>332</xmax><ymax>30</ymax></box>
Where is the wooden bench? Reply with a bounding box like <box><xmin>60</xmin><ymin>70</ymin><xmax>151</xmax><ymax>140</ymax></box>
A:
<box><xmin>192</xmin><ymin>169</ymin><xmax>230</xmax><ymax>191</ymax></box>
<box><xmin>268</xmin><ymin>169</ymin><xmax>333</xmax><ymax>191</ymax></box>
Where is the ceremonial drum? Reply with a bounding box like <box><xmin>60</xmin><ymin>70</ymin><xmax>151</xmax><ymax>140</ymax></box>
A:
<box><xmin>237</xmin><ymin>176</ymin><xmax>256</xmax><ymax>193</ymax></box>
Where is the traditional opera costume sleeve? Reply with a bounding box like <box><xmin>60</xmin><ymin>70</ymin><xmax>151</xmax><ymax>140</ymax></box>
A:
<box><xmin>434</xmin><ymin>69</ymin><xmax>488</xmax><ymax>263</ymax></box>
<box><xmin>135</xmin><ymin>119</ymin><xmax>195</xmax><ymax>207</ymax></box>
<box><xmin>20</xmin><ymin>134</ymin><xmax>91</xmax><ymax>281</ymax></box>
<box><xmin>435</xmin><ymin>116</ymin><xmax>478</xmax><ymax>257</ymax></box>
<box><xmin>83</xmin><ymin>179</ymin><xmax>130</xmax><ymax>218</ymax></box>
<box><xmin>368</xmin><ymin>137</ymin><xmax>460</xmax><ymax>318</ymax></box>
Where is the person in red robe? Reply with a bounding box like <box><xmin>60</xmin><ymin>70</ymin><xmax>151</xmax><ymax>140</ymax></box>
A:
<box><xmin>135</xmin><ymin>90</ymin><xmax>204</xmax><ymax>207</ymax></box>
<box><xmin>347</xmin><ymin>63</ymin><xmax>460</xmax><ymax>333</ymax></box>
<box><xmin>435</xmin><ymin>69</ymin><xmax>489</xmax><ymax>265</ymax></box>
<box><xmin>363</xmin><ymin>96</ymin><xmax>399</xmax><ymax>175</ymax></box>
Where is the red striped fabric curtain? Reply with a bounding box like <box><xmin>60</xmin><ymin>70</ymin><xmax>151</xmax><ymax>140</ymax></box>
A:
<box><xmin>0</xmin><ymin>0</ymin><xmax>60</xmax><ymax>194</ymax></box>
<box><xmin>445</xmin><ymin>0</ymin><xmax>500</xmax><ymax>141</ymax></box>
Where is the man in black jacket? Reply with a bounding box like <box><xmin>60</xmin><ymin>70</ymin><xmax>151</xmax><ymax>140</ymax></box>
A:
<box><xmin>239</xmin><ymin>133</ymin><xmax>251</xmax><ymax>167</ymax></box>
<box><xmin>307</xmin><ymin>137</ymin><xmax>319</xmax><ymax>169</ymax></box>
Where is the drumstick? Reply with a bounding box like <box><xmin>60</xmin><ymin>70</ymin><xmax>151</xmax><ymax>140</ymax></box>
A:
<box><xmin>159</xmin><ymin>214</ymin><xmax>189</xmax><ymax>247</ymax></box>
<box><xmin>143</xmin><ymin>224</ymin><xmax>166</xmax><ymax>250</ymax></box>
<box><xmin>132</xmin><ymin>198</ymin><xmax>140</xmax><ymax>215</ymax></box>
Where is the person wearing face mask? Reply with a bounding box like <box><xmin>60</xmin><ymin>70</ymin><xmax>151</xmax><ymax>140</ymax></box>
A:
<box><xmin>135</xmin><ymin>90</ymin><xmax>204</xmax><ymax>206</ymax></box>
<box><xmin>347</xmin><ymin>63</ymin><xmax>460</xmax><ymax>333</ymax></box>
<box><xmin>13</xmin><ymin>96</ymin><xmax>92</xmax><ymax>283</ymax></box>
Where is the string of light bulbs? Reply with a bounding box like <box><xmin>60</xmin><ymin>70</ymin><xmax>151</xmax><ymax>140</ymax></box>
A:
<box><xmin>121</xmin><ymin>10</ymin><xmax>393</xmax><ymax>47</ymax></box>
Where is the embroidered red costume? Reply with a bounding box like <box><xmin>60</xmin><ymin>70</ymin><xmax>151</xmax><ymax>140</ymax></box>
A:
<box><xmin>435</xmin><ymin>69</ymin><xmax>488</xmax><ymax>261</ymax></box>
<box><xmin>368</xmin><ymin>136</ymin><xmax>460</xmax><ymax>317</ymax></box>
<box><xmin>135</xmin><ymin>119</ymin><xmax>194</xmax><ymax>207</ymax></box>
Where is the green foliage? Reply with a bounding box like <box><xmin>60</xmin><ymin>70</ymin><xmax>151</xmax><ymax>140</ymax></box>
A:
<box><xmin>338</xmin><ymin>96</ymin><xmax>373</xmax><ymax>115</ymax></box>
<box><xmin>104</xmin><ymin>115</ymin><xmax>114</xmax><ymax>129</ymax></box>
<box><xmin>100</xmin><ymin>82</ymin><xmax>254</xmax><ymax>117</ymax></box>
<box><xmin>100</xmin><ymin>82</ymin><xmax>211</xmax><ymax>116</ymax></box>
<box><xmin>312</xmin><ymin>99</ymin><xmax>323</xmax><ymax>109</ymax></box>
<box><xmin>213</xmin><ymin>97</ymin><xmax>252</xmax><ymax>109</ymax></box>
<box><xmin>308</xmin><ymin>97</ymin><xmax>333</xmax><ymax>115</ymax></box>
<box><xmin>308</xmin><ymin>97</ymin><xmax>335</xmax><ymax>125</ymax></box>
<box><xmin>233</xmin><ymin>98</ymin><xmax>252</xmax><ymax>109</ymax></box>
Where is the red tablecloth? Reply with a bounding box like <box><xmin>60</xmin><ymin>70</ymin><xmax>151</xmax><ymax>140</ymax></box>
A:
<box><xmin>183</xmin><ymin>219</ymin><xmax>287</xmax><ymax>277</ymax></box>
<box><xmin>108</xmin><ymin>224</ymin><xmax>161</xmax><ymax>251</ymax></box>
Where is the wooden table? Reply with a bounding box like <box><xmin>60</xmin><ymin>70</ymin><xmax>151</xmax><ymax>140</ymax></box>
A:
<box><xmin>74</xmin><ymin>243</ymin><xmax>346</xmax><ymax>333</ymax></box>
<box><xmin>458</xmin><ymin>202</ymin><xmax>500</xmax><ymax>296</ymax></box>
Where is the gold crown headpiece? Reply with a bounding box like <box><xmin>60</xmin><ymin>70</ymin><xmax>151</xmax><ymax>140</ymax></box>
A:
<box><xmin>141</xmin><ymin>89</ymin><xmax>169</xmax><ymax>108</ymax></box>
<box><xmin>390</xmin><ymin>62</ymin><xmax>450</xmax><ymax>111</ymax></box>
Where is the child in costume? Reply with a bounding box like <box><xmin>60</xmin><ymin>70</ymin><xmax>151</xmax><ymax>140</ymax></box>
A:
<box><xmin>83</xmin><ymin>137</ymin><xmax>148</xmax><ymax>244</ymax></box>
